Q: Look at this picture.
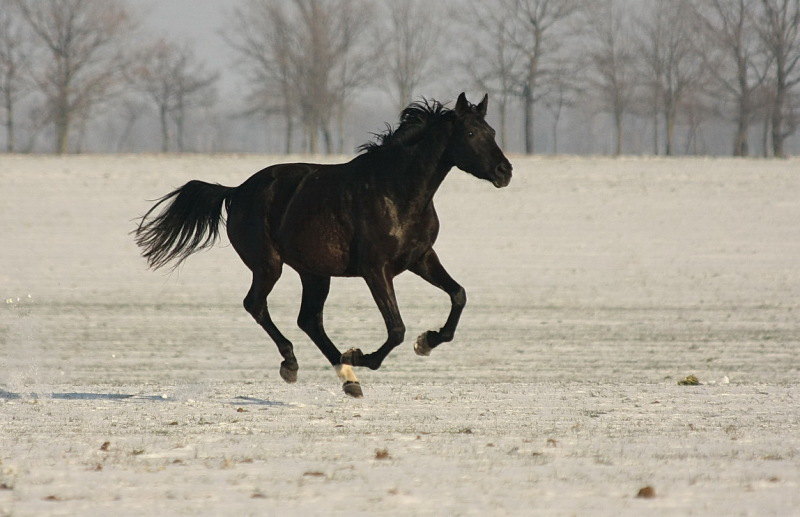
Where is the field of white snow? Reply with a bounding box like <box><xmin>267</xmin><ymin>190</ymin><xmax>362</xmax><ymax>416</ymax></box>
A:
<box><xmin>1</xmin><ymin>154</ymin><xmax>799</xmax><ymax>515</ymax></box>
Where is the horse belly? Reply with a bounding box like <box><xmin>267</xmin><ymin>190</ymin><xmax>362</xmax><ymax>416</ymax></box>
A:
<box><xmin>278</xmin><ymin>211</ymin><xmax>354</xmax><ymax>276</ymax></box>
<box><xmin>297</xmin><ymin>236</ymin><xmax>351</xmax><ymax>275</ymax></box>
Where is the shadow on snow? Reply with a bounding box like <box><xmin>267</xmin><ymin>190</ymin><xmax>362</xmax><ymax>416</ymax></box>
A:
<box><xmin>0</xmin><ymin>388</ymin><xmax>291</xmax><ymax>406</ymax></box>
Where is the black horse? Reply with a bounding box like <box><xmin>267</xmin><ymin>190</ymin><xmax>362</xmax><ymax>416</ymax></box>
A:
<box><xmin>135</xmin><ymin>93</ymin><xmax>512</xmax><ymax>397</ymax></box>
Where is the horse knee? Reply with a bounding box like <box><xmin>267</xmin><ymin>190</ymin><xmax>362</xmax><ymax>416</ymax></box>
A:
<box><xmin>388</xmin><ymin>323</ymin><xmax>406</xmax><ymax>345</ymax></box>
<box><xmin>243</xmin><ymin>296</ymin><xmax>260</xmax><ymax>320</ymax></box>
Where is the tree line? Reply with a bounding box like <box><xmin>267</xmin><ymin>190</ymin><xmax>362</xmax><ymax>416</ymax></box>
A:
<box><xmin>1</xmin><ymin>0</ymin><xmax>799</xmax><ymax>156</ymax></box>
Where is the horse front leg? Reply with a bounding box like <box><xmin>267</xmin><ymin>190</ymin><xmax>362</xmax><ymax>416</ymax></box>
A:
<box><xmin>409</xmin><ymin>249</ymin><xmax>466</xmax><ymax>356</ymax></box>
<box><xmin>341</xmin><ymin>267</ymin><xmax>405</xmax><ymax>370</ymax></box>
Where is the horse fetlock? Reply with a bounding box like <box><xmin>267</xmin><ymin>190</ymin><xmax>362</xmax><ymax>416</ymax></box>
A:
<box><xmin>340</xmin><ymin>348</ymin><xmax>364</xmax><ymax>366</ymax></box>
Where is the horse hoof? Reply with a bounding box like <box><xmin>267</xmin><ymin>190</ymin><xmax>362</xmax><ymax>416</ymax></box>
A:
<box><xmin>279</xmin><ymin>362</ymin><xmax>298</xmax><ymax>383</ymax></box>
<box><xmin>414</xmin><ymin>332</ymin><xmax>433</xmax><ymax>356</ymax></box>
<box><xmin>341</xmin><ymin>348</ymin><xmax>364</xmax><ymax>366</ymax></box>
<box><xmin>343</xmin><ymin>381</ymin><xmax>363</xmax><ymax>398</ymax></box>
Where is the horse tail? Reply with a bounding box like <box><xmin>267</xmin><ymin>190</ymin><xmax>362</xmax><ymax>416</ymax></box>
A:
<box><xmin>134</xmin><ymin>180</ymin><xmax>235</xmax><ymax>270</ymax></box>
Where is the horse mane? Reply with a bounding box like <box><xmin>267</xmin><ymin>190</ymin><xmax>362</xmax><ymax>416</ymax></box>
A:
<box><xmin>357</xmin><ymin>98</ymin><xmax>454</xmax><ymax>154</ymax></box>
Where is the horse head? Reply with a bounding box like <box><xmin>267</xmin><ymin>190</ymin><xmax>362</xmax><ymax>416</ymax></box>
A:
<box><xmin>446</xmin><ymin>92</ymin><xmax>512</xmax><ymax>188</ymax></box>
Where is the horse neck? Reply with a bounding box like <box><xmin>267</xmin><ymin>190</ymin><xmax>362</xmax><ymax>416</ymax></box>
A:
<box><xmin>396</xmin><ymin>124</ymin><xmax>453</xmax><ymax>208</ymax></box>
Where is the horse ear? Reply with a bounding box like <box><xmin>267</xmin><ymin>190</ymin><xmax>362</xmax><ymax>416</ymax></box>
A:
<box><xmin>455</xmin><ymin>92</ymin><xmax>469</xmax><ymax>115</ymax></box>
<box><xmin>476</xmin><ymin>94</ymin><xmax>488</xmax><ymax>117</ymax></box>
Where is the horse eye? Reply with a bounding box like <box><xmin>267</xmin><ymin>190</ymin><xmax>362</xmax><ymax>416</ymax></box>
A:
<box><xmin>468</xmin><ymin>131</ymin><xmax>474</xmax><ymax>137</ymax></box>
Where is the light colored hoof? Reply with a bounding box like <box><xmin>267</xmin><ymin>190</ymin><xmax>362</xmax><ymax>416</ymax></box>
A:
<box><xmin>414</xmin><ymin>333</ymin><xmax>432</xmax><ymax>356</ymax></box>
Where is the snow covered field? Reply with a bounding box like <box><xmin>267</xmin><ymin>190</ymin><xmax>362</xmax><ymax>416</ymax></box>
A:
<box><xmin>1</xmin><ymin>154</ymin><xmax>799</xmax><ymax>515</ymax></box>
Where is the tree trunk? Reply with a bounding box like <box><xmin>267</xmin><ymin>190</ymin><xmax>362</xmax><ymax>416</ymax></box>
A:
<box><xmin>176</xmin><ymin>98</ymin><xmax>186</xmax><ymax>152</ymax></box>
<box><xmin>336</xmin><ymin>109</ymin><xmax>344</xmax><ymax>154</ymax></box>
<box><xmin>652</xmin><ymin>105</ymin><xmax>659</xmax><ymax>155</ymax></box>
<box><xmin>176</xmin><ymin>115</ymin><xmax>185</xmax><ymax>152</ymax></box>
<box><xmin>323</xmin><ymin>125</ymin><xmax>333</xmax><ymax>155</ymax></box>
<box><xmin>307</xmin><ymin>120</ymin><xmax>318</xmax><ymax>154</ymax></box>
<box><xmin>771</xmin><ymin>87</ymin><xmax>785</xmax><ymax>158</ymax></box>
<box><xmin>523</xmin><ymin>82</ymin><xmax>534</xmax><ymax>154</ymax></box>
<box><xmin>160</xmin><ymin>106</ymin><xmax>170</xmax><ymax>152</ymax></box>
<box><xmin>398</xmin><ymin>82</ymin><xmax>411</xmax><ymax>114</ymax></box>
<box><xmin>55</xmin><ymin>114</ymin><xmax>69</xmax><ymax>154</ymax></box>
<box><xmin>552</xmin><ymin>109</ymin><xmax>560</xmax><ymax>155</ymax></box>
<box><xmin>614</xmin><ymin>110</ymin><xmax>623</xmax><ymax>156</ymax></box>
<box><xmin>664</xmin><ymin>103</ymin><xmax>676</xmax><ymax>156</ymax></box>
<box><xmin>762</xmin><ymin>107</ymin><xmax>771</xmax><ymax>157</ymax></box>
<box><xmin>685</xmin><ymin>113</ymin><xmax>699</xmax><ymax>155</ymax></box>
<box><xmin>498</xmin><ymin>95</ymin><xmax>508</xmax><ymax>149</ymax></box>
<box><xmin>734</xmin><ymin>55</ymin><xmax>749</xmax><ymax>157</ymax></box>
<box><xmin>733</xmin><ymin>113</ymin><xmax>748</xmax><ymax>156</ymax></box>
<box><xmin>4</xmin><ymin>89</ymin><xmax>13</xmax><ymax>153</ymax></box>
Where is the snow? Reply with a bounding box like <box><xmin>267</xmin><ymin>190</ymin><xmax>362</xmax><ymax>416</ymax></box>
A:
<box><xmin>1</xmin><ymin>154</ymin><xmax>799</xmax><ymax>515</ymax></box>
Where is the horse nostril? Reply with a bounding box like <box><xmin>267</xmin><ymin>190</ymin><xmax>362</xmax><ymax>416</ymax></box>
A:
<box><xmin>492</xmin><ymin>161</ymin><xmax>512</xmax><ymax>188</ymax></box>
<box><xmin>496</xmin><ymin>162</ymin><xmax>512</xmax><ymax>176</ymax></box>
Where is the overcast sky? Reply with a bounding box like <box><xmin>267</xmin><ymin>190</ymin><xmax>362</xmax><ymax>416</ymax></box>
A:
<box><xmin>139</xmin><ymin>1</ymin><xmax>233</xmax><ymax>69</ymax></box>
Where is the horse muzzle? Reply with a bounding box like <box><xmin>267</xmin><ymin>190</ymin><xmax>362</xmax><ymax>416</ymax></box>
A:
<box><xmin>491</xmin><ymin>161</ymin><xmax>513</xmax><ymax>188</ymax></box>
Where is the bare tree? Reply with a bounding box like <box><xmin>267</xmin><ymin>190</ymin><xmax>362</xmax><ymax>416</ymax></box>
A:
<box><xmin>681</xmin><ymin>89</ymin><xmax>715</xmax><ymax>154</ymax></box>
<box><xmin>0</xmin><ymin>3</ymin><xmax>32</xmax><ymax>152</ymax></box>
<box><xmin>582</xmin><ymin>0</ymin><xmax>637</xmax><ymax>155</ymax></box>
<box><xmin>113</xmin><ymin>98</ymin><xmax>146</xmax><ymax>152</ymax></box>
<box><xmin>638</xmin><ymin>0</ymin><xmax>706</xmax><ymax>155</ymax></box>
<box><xmin>326</xmin><ymin>1</ymin><xmax>379</xmax><ymax>154</ymax></box>
<box><xmin>169</xmin><ymin>51</ymin><xmax>218</xmax><ymax>152</ymax></box>
<box><xmin>634</xmin><ymin>1</ymin><xmax>667</xmax><ymax>154</ymax></box>
<box><xmin>224</xmin><ymin>0</ymin><xmax>297</xmax><ymax>153</ymax></box>
<box><xmin>502</xmin><ymin>0</ymin><xmax>582</xmax><ymax>154</ymax></box>
<box><xmin>690</xmin><ymin>0</ymin><xmax>769</xmax><ymax>156</ymax></box>
<box><xmin>543</xmin><ymin>68</ymin><xmax>575</xmax><ymax>154</ymax></box>
<box><xmin>11</xmin><ymin>0</ymin><xmax>135</xmax><ymax>154</ymax></box>
<box><xmin>225</xmin><ymin>0</ymin><xmax>375</xmax><ymax>154</ymax></box>
<box><xmin>128</xmin><ymin>40</ymin><xmax>218</xmax><ymax>152</ymax></box>
<box><xmin>294</xmin><ymin>0</ymin><xmax>376</xmax><ymax>154</ymax></box>
<box><xmin>756</xmin><ymin>0</ymin><xmax>800</xmax><ymax>157</ymax></box>
<box><xmin>383</xmin><ymin>0</ymin><xmax>441</xmax><ymax>112</ymax></box>
<box><xmin>459</xmin><ymin>0</ymin><xmax>522</xmax><ymax>148</ymax></box>
<box><xmin>128</xmin><ymin>42</ymin><xmax>176</xmax><ymax>152</ymax></box>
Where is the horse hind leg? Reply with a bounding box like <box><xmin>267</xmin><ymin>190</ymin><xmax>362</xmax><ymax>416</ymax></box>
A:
<box><xmin>244</xmin><ymin>265</ymin><xmax>299</xmax><ymax>383</ymax></box>
<box><xmin>296</xmin><ymin>273</ymin><xmax>362</xmax><ymax>397</ymax></box>
<box><xmin>227</xmin><ymin>188</ymin><xmax>297</xmax><ymax>383</ymax></box>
